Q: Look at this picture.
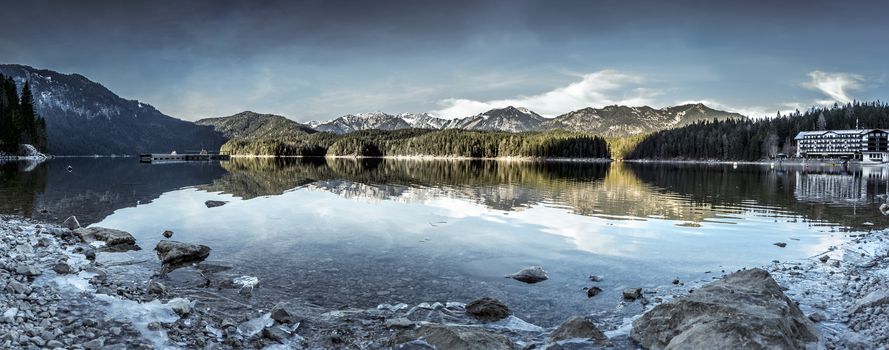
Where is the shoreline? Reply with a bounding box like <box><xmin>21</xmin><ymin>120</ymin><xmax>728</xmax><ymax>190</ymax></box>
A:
<box><xmin>2</xmin><ymin>213</ymin><xmax>886</xmax><ymax>348</ymax></box>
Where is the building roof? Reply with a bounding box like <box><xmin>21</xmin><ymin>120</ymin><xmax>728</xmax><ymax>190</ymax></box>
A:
<box><xmin>794</xmin><ymin>129</ymin><xmax>887</xmax><ymax>140</ymax></box>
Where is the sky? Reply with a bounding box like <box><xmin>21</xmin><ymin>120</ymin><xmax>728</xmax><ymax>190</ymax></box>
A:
<box><xmin>2</xmin><ymin>0</ymin><xmax>888</xmax><ymax>122</ymax></box>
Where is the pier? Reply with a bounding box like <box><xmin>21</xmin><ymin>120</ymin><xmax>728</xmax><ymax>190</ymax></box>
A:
<box><xmin>139</xmin><ymin>150</ymin><xmax>230</xmax><ymax>163</ymax></box>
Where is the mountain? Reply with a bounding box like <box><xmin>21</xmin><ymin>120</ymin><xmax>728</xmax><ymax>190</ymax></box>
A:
<box><xmin>445</xmin><ymin>106</ymin><xmax>545</xmax><ymax>132</ymax></box>
<box><xmin>398</xmin><ymin>113</ymin><xmax>449</xmax><ymax>129</ymax></box>
<box><xmin>540</xmin><ymin>103</ymin><xmax>745</xmax><ymax>137</ymax></box>
<box><xmin>196</xmin><ymin>111</ymin><xmax>316</xmax><ymax>139</ymax></box>
<box><xmin>0</xmin><ymin>64</ymin><xmax>225</xmax><ymax>155</ymax></box>
<box><xmin>311</xmin><ymin>112</ymin><xmax>411</xmax><ymax>134</ymax></box>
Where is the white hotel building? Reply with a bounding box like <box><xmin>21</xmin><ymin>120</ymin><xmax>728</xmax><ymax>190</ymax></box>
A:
<box><xmin>795</xmin><ymin>129</ymin><xmax>889</xmax><ymax>162</ymax></box>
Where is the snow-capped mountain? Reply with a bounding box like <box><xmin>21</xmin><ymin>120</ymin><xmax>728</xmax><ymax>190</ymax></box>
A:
<box><xmin>444</xmin><ymin>106</ymin><xmax>545</xmax><ymax>132</ymax></box>
<box><xmin>397</xmin><ymin>113</ymin><xmax>449</xmax><ymax>129</ymax></box>
<box><xmin>539</xmin><ymin>103</ymin><xmax>745</xmax><ymax>137</ymax></box>
<box><xmin>311</xmin><ymin>112</ymin><xmax>412</xmax><ymax>134</ymax></box>
<box><xmin>0</xmin><ymin>64</ymin><xmax>225</xmax><ymax>155</ymax></box>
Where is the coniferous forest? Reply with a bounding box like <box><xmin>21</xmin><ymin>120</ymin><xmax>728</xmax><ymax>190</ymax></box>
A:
<box><xmin>0</xmin><ymin>74</ymin><xmax>46</xmax><ymax>154</ymax></box>
<box><xmin>222</xmin><ymin>129</ymin><xmax>611</xmax><ymax>159</ymax></box>
<box><xmin>627</xmin><ymin>102</ymin><xmax>889</xmax><ymax>161</ymax></box>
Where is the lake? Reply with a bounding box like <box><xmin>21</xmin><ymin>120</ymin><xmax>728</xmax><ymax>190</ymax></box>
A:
<box><xmin>1</xmin><ymin>157</ymin><xmax>885</xmax><ymax>328</ymax></box>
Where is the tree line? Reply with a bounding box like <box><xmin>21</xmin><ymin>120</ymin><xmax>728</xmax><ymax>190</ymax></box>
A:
<box><xmin>222</xmin><ymin>129</ymin><xmax>611</xmax><ymax>159</ymax></box>
<box><xmin>0</xmin><ymin>74</ymin><xmax>47</xmax><ymax>154</ymax></box>
<box><xmin>626</xmin><ymin>101</ymin><xmax>889</xmax><ymax>161</ymax></box>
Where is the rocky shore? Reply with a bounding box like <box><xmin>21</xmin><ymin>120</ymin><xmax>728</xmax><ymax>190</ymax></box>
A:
<box><xmin>2</xmin><ymin>214</ymin><xmax>888</xmax><ymax>349</ymax></box>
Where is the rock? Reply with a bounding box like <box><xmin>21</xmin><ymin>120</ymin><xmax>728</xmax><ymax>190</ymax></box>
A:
<box><xmin>384</xmin><ymin>317</ymin><xmax>416</xmax><ymax>329</ymax></box>
<box><xmin>672</xmin><ymin>278</ymin><xmax>680</xmax><ymax>285</ymax></box>
<box><xmin>847</xmin><ymin>290</ymin><xmax>889</xmax><ymax>315</ymax></box>
<box><xmin>630</xmin><ymin>268</ymin><xmax>818</xmax><ymax>350</ymax></box>
<box><xmin>52</xmin><ymin>263</ymin><xmax>72</xmax><ymax>274</ymax></box>
<box><xmin>586</xmin><ymin>286</ymin><xmax>602</xmax><ymax>298</ymax></box>
<box><xmin>881</xmin><ymin>203</ymin><xmax>889</xmax><ymax>216</ymax></box>
<box><xmin>62</xmin><ymin>216</ymin><xmax>80</xmax><ymax>230</ymax></box>
<box><xmin>84</xmin><ymin>248</ymin><xmax>96</xmax><ymax>261</ymax></box>
<box><xmin>390</xmin><ymin>324</ymin><xmax>514</xmax><ymax>350</ymax></box>
<box><xmin>622</xmin><ymin>288</ymin><xmax>642</xmax><ymax>300</ymax></box>
<box><xmin>162</xmin><ymin>230</ymin><xmax>173</xmax><ymax>238</ymax></box>
<box><xmin>155</xmin><ymin>240</ymin><xmax>211</xmax><ymax>265</ymax></box>
<box><xmin>808</xmin><ymin>312</ymin><xmax>828</xmax><ymax>323</ymax></box>
<box><xmin>506</xmin><ymin>266</ymin><xmax>548</xmax><ymax>284</ymax></box>
<box><xmin>588</xmin><ymin>275</ymin><xmax>604</xmax><ymax>282</ymax></box>
<box><xmin>83</xmin><ymin>338</ymin><xmax>104</xmax><ymax>350</ymax></box>
<box><xmin>166</xmin><ymin>298</ymin><xmax>192</xmax><ymax>316</ymax></box>
<box><xmin>270</xmin><ymin>305</ymin><xmax>294</xmax><ymax>324</ymax></box>
<box><xmin>205</xmin><ymin>200</ymin><xmax>228</xmax><ymax>208</ymax></box>
<box><xmin>147</xmin><ymin>281</ymin><xmax>167</xmax><ymax>295</ymax></box>
<box><xmin>262</xmin><ymin>326</ymin><xmax>290</xmax><ymax>342</ymax></box>
<box><xmin>465</xmin><ymin>297</ymin><xmax>511</xmax><ymax>322</ymax></box>
<box><xmin>15</xmin><ymin>264</ymin><xmax>41</xmax><ymax>276</ymax></box>
<box><xmin>74</xmin><ymin>227</ymin><xmax>136</xmax><ymax>246</ymax></box>
<box><xmin>550</xmin><ymin>316</ymin><xmax>609</xmax><ymax>344</ymax></box>
<box><xmin>2</xmin><ymin>308</ymin><xmax>17</xmax><ymax>323</ymax></box>
<box><xmin>819</xmin><ymin>255</ymin><xmax>829</xmax><ymax>263</ymax></box>
<box><xmin>774</xmin><ymin>242</ymin><xmax>787</xmax><ymax>248</ymax></box>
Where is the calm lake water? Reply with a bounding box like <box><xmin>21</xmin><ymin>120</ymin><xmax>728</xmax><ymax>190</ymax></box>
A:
<box><xmin>2</xmin><ymin>158</ymin><xmax>887</xmax><ymax>327</ymax></box>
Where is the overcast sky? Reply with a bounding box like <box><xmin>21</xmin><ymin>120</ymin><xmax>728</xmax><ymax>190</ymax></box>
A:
<box><xmin>2</xmin><ymin>0</ymin><xmax>888</xmax><ymax>121</ymax></box>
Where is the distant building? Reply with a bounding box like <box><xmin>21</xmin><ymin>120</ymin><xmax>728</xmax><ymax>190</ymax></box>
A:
<box><xmin>795</xmin><ymin>129</ymin><xmax>889</xmax><ymax>162</ymax></box>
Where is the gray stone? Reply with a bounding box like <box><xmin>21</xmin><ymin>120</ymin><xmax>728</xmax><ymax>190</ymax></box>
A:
<box><xmin>83</xmin><ymin>338</ymin><xmax>104</xmax><ymax>350</ymax></box>
<box><xmin>384</xmin><ymin>317</ymin><xmax>416</xmax><ymax>328</ymax></box>
<box><xmin>46</xmin><ymin>340</ymin><xmax>64</xmax><ymax>348</ymax></box>
<box><xmin>155</xmin><ymin>240</ymin><xmax>211</xmax><ymax>265</ymax></box>
<box><xmin>147</xmin><ymin>281</ymin><xmax>167</xmax><ymax>295</ymax></box>
<box><xmin>847</xmin><ymin>289</ymin><xmax>889</xmax><ymax>315</ymax></box>
<box><xmin>74</xmin><ymin>227</ymin><xmax>136</xmax><ymax>246</ymax></box>
<box><xmin>630</xmin><ymin>268</ymin><xmax>818</xmax><ymax>350</ymax></box>
<box><xmin>586</xmin><ymin>286</ymin><xmax>603</xmax><ymax>298</ymax></box>
<box><xmin>2</xmin><ymin>308</ymin><xmax>17</xmax><ymax>323</ymax></box>
<box><xmin>465</xmin><ymin>297</ymin><xmax>511</xmax><ymax>322</ymax></box>
<box><xmin>15</xmin><ymin>264</ymin><xmax>41</xmax><ymax>276</ymax></box>
<box><xmin>550</xmin><ymin>316</ymin><xmax>609</xmax><ymax>343</ymax></box>
<box><xmin>205</xmin><ymin>200</ymin><xmax>228</xmax><ymax>208</ymax></box>
<box><xmin>52</xmin><ymin>263</ymin><xmax>72</xmax><ymax>275</ymax></box>
<box><xmin>390</xmin><ymin>324</ymin><xmax>514</xmax><ymax>350</ymax></box>
<box><xmin>506</xmin><ymin>266</ymin><xmax>548</xmax><ymax>284</ymax></box>
<box><xmin>166</xmin><ymin>298</ymin><xmax>192</xmax><ymax>316</ymax></box>
<box><xmin>62</xmin><ymin>216</ymin><xmax>80</xmax><ymax>230</ymax></box>
<box><xmin>162</xmin><ymin>230</ymin><xmax>173</xmax><ymax>238</ymax></box>
<box><xmin>270</xmin><ymin>305</ymin><xmax>294</xmax><ymax>324</ymax></box>
<box><xmin>622</xmin><ymin>288</ymin><xmax>642</xmax><ymax>300</ymax></box>
<box><xmin>262</xmin><ymin>326</ymin><xmax>290</xmax><ymax>342</ymax></box>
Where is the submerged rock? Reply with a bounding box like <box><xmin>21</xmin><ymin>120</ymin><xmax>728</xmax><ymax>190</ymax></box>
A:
<box><xmin>155</xmin><ymin>240</ymin><xmax>211</xmax><ymax>265</ymax></box>
<box><xmin>390</xmin><ymin>324</ymin><xmax>514</xmax><ymax>350</ymax></box>
<box><xmin>162</xmin><ymin>230</ymin><xmax>174</xmax><ymax>238</ymax></box>
<box><xmin>550</xmin><ymin>316</ymin><xmax>609</xmax><ymax>344</ymax></box>
<box><xmin>205</xmin><ymin>200</ymin><xmax>228</xmax><ymax>208</ymax></box>
<box><xmin>622</xmin><ymin>288</ymin><xmax>642</xmax><ymax>300</ymax></box>
<box><xmin>465</xmin><ymin>297</ymin><xmax>511</xmax><ymax>322</ymax></box>
<box><xmin>586</xmin><ymin>286</ymin><xmax>603</xmax><ymax>298</ymax></box>
<box><xmin>630</xmin><ymin>268</ymin><xmax>818</xmax><ymax>349</ymax></box>
<box><xmin>774</xmin><ymin>242</ymin><xmax>787</xmax><ymax>248</ymax></box>
<box><xmin>74</xmin><ymin>227</ymin><xmax>137</xmax><ymax>246</ymax></box>
<box><xmin>506</xmin><ymin>266</ymin><xmax>548</xmax><ymax>284</ymax></box>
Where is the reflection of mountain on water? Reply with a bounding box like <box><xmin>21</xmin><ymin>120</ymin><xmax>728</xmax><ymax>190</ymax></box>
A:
<box><xmin>0</xmin><ymin>161</ymin><xmax>48</xmax><ymax>217</ymax></box>
<box><xmin>30</xmin><ymin>159</ymin><xmax>227</xmax><ymax>225</ymax></box>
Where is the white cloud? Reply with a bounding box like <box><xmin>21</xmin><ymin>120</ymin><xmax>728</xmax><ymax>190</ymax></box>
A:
<box><xmin>803</xmin><ymin>70</ymin><xmax>864</xmax><ymax>104</ymax></box>
<box><xmin>430</xmin><ymin>70</ymin><xmax>660</xmax><ymax>118</ymax></box>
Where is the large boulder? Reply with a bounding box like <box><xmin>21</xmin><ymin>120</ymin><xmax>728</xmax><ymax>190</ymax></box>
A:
<box><xmin>630</xmin><ymin>268</ymin><xmax>818</xmax><ymax>349</ymax></box>
<box><xmin>155</xmin><ymin>240</ymin><xmax>211</xmax><ymax>265</ymax></box>
<box><xmin>389</xmin><ymin>324</ymin><xmax>514</xmax><ymax>350</ymax></box>
<box><xmin>74</xmin><ymin>227</ymin><xmax>136</xmax><ymax>246</ymax></box>
<box><xmin>550</xmin><ymin>316</ymin><xmax>609</xmax><ymax>344</ymax></box>
<box><xmin>465</xmin><ymin>297</ymin><xmax>511</xmax><ymax>322</ymax></box>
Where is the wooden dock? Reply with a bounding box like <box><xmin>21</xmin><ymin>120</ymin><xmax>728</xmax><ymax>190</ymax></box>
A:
<box><xmin>139</xmin><ymin>151</ymin><xmax>230</xmax><ymax>163</ymax></box>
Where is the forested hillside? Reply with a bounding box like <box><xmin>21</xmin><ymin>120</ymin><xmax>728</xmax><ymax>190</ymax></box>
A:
<box><xmin>222</xmin><ymin>129</ymin><xmax>611</xmax><ymax>159</ymax></box>
<box><xmin>627</xmin><ymin>102</ymin><xmax>889</xmax><ymax>161</ymax></box>
<box><xmin>0</xmin><ymin>74</ymin><xmax>46</xmax><ymax>154</ymax></box>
